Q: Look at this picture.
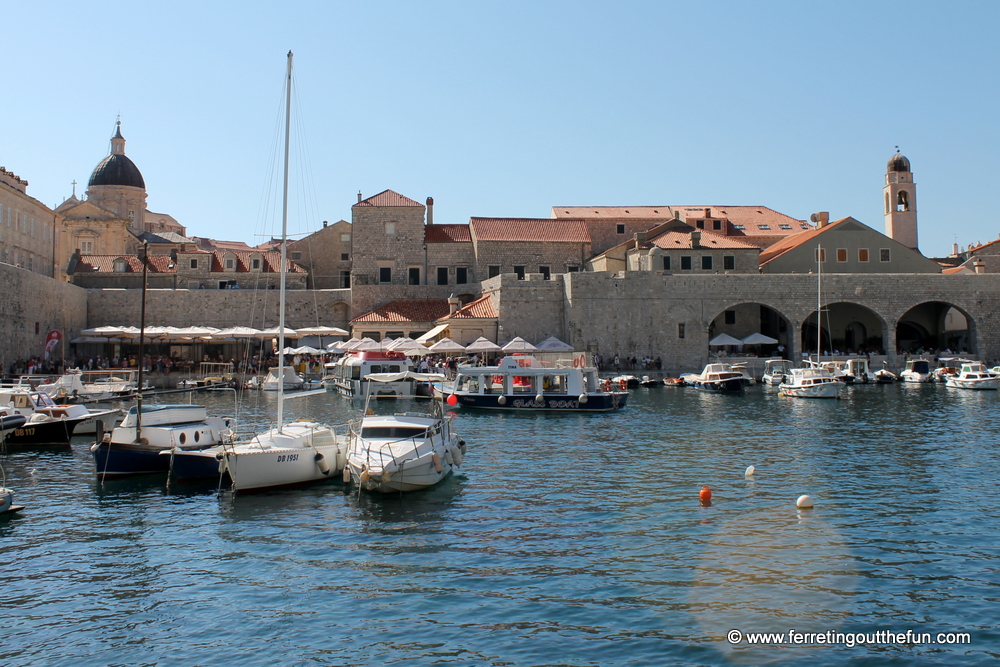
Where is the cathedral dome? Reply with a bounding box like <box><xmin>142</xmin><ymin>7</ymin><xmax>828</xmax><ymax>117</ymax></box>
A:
<box><xmin>887</xmin><ymin>152</ymin><xmax>911</xmax><ymax>173</ymax></box>
<box><xmin>88</xmin><ymin>153</ymin><xmax>145</xmax><ymax>189</ymax></box>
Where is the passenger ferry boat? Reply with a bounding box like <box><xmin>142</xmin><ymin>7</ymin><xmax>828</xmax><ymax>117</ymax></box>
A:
<box><xmin>447</xmin><ymin>354</ymin><xmax>628</xmax><ymax>412</ymax></box>
<box><xmin>323</xmin><ymin>350</ymin><xmax>414</xmax><ymax>398</ymax></box>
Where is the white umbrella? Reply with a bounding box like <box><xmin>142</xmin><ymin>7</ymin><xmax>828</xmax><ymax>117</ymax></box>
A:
<box><xmin>709</xmin><ymin>333</ymin><xmax>744</xmax><ymax>346</ymax></box>
<box><xmin>741</xmin><ymin>333</ymin><xmax>778</xmax><ymax>345</ymax></box>
<box><xmin>295</xmin><ymin>346</ymin><xmax>324</xmax><ymax>354</ymax></box>
<box><xmin>403</xmin><ymin>347</ymin><xmax>432</xmax><ymax>356</ymax></box>
<box><xmin>428</xmin><ymin>337</ymin><xmax>466</xmax><ymax>353</ymax></box>
<box><xmin>501</xmin><ymin>336</ymin><xmax>537</xmax><ymax>352</ymax></box>
<box><xmin>256</xmin><ymin>326</ymin><xmax>299</xmax><ymax>338</ymax></box>
<box><xmin>295</xmin><ymin>326</ymin><xmax>349</xmax><ymax>336</ymax></box>
<box><xmin>535</xmin><ymin>336</ymin><xmax>574</xmax><ymax>351</ymax></box>
<box><xmin>214</xmin><ymin>326</ymin><xmax>262</xmax><ymax>338</ymax></box>
<box><xmin>464</xmin><ymin>337</ymin><xmax>502</xmax><ymax>352</ymax></box>
<box><xmin>352</xmin><ymin>337</ymin><xmax>381</xmax><ymax>350</ymax></box>
<box><xmin>81</xmin><ymin>325</ymin><xmax>128</xmax><ymax>337</ymax></box>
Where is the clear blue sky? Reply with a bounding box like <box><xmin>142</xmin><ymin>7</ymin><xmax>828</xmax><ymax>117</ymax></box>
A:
<box><xmin>5</xmin><ymin>1</ymin><xmax>999</xmax><ymax>257</ymax></box>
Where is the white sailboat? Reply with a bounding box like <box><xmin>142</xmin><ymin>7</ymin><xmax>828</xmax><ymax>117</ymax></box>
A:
<box><xmin>780</xmin><ymin>244</ymin><xmax>842</xmax><ymax>399</ymax></box>
<box><xmin>168</xmin><ymin>52</ymin><xmax>346</xmax><ymax>490</ymax></box>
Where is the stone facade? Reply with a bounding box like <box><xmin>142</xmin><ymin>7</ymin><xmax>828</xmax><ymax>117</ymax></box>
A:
<box><xmin>0</xmin><ymin>167</ymin><xmax>56</xmax><ymax>278</ymax></box>
<box><xmin>287</xmin><ymin>220</ymin><xmax>353</xmax><ymax>289</ymax></box>
<box><xmin>350</xmin><ymin>191</ymin><xmax>427</xmax><ymax>288</ymax></box>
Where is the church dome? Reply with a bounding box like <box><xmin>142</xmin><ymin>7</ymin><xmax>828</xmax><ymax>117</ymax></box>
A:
<box><xmin>887</xmin><ymin>152</ymin><xmax>911</xmax><ymax>173</ymax></box>
<box><xmin>88</xmin><ymin>153</ymin><xmax>145</xmax><ymax>189</ymax></box>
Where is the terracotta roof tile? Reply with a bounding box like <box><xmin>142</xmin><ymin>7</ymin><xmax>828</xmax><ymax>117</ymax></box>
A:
<box><xmin>470</xmin><ymin>218</ymin><xmax>591</xmax><ymax>243</ymax></box>
<box><xmin>758</xmin><ymin>219</ymin><xmax>844</xmax><ymax>265</ymax></box>
<box><xmin>553</xmin><ymin>206</ymin><xmax>676</xmax><ymax>218</ymax></box>
<box><xmin>425</xmin><ymin>224</ymin><xmax>472</xmax><ymax>243</ymax></box>
<box><xmin>207</xmin><ymin>250</ymin><xmax>306</xmax><ymax>273</ymax></box>
<box><xmin>74</xmin><ymin>254</ymin><xmax>174</xmax><ymax>273</ymax></box>
<box><xmin>354</xmin><ymin>189</ymin><xmax>424</xmax><ymax>207</ymax></box>
<box><xmin>650</xmin><ymin>228</ymin><xmax>759</xmax><ymax>250</ymax></box>
<box><xmin>352</xmin><ymin>299</ymin><xmax>452</xmax><ymax>324</ymax></box>
<box><xmin>449</xmin><ymin>294</ymin><xmax>497</xmax><ymax>319</ymax></box>
<box><xmin>555</xmin><ymin>205</ymin><xmax>810</xmax><ymax>239</ymax></box>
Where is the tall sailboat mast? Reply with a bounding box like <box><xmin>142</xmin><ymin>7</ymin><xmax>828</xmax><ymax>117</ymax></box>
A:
<box><xmin>277</xmin><ymin>50</ymin><xmax>292</xmax><ymax>431</ymax></box>
<box><xmin>816</xmin><ymin>244</ymin><xmax>823</xmax><ymax>364</ymax></box>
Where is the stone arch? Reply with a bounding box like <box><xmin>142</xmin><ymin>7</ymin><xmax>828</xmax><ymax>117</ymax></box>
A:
<box><xmin>896</xmin><ymin>301</ymin><xmax>974</xmax><ymax>356</ymax></box>
<box><xmin>896</xmin><ymin>189</ymin><xmax>910</xmax><ymax>212</ymax></box>
<box><xmin>802</xmin><ymin>301</ymin><xmax>887</xmax><ymax>356</ymax></box>
<box><xmin>707</xmin><ymin>302</ymin><xmax>793</xmax><ymax>356</ymax></box>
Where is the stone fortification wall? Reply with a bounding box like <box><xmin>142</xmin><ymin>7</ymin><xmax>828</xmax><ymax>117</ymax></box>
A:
<box><xmin>86</xmin><ymin>288</ymin><xmax>352</xmax><ymax>330</ymax></box>
<box><xmin>491</xmin><ymin>271</ymin><xmax>1000</xmax><ymax>373</ymax></box>
<box><xmin>0</xmin><ymin>263</ymin><xmax>87</xmax><ymax>369</ymax></box>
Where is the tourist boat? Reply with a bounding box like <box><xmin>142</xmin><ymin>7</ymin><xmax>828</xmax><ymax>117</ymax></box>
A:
<box><xmin>778</xmin><ymin>367</ymin><xmax>842</xmax><ymax>398</ymax></box>
<box><xmin>170</xmin><ymin>53</ymin><xmax>347</xmax><ymax>492</ymax></box>
<box><xmin>448</xmin><ymin>354</ymin><xmax>627</xmax><ymax>411</ymax></box>
<box><xmin>899</xmin><ymin>358</ymin><xmax>934</xmax><ymax>383</ymax></box>
<box><xmin>323</xmin><ymin>349</ymin><xmax>414</xmax><ymax>398</ymax></box>
<box><xmin>91</xmin><ymin>404</ymin><xmax>234</xmax><ymax>478</ymax></box>
<box><xmin>843</xmin><ymin>358</ymin><xmax>874</xmax><ymax>384</ymax></box>
<box><xmin>0</xmin><ymin>462</ymin><xmax>24</xmax><ymax>514</ymax></box>
<box><xmin>689</xmin><ymin>363</ymin><xmax>746</xmax><ymax>392</ymax></box>
<box><xmin>177</xmin><ymin>362</ymin><xmax>238</xmax><ymax>390</ymax></box>
<box><xmin>345</xmin><ymin>378</ymin><xmax>465</xmax><ymax>492</ymax></box>
<box><xmin>34</xmin><ymin>369</ymin><xmax>141</xmax><ymax>402</ymax></box>
<box><xmin>761</xmin><ymin>358</ymin><xmax>793</xmax><ymax>385</ymax></box>
<box><xmin>944</xmin><ymin>361</ymin><xmax>1000</xmax><ymax>390</ymax></box>
<box><xmin>0</xmin><ymin>388</ymin><xmax>120</xmax><ymax>445</ymax></box>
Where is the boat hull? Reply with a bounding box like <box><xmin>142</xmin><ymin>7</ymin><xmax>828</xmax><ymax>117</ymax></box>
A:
<box><xmin>946</xmin><ymin>378</ymin><xmax>1000</xmax><ymax>390</ymax></box>
<box><xmin>3</xmin><ymin>416</ymin><xmax>87</xmax><ymax>447</ymax></box>
<box><xmin>694</xmin><ymin>378</ymin><xmax>745</xmax><ymax>392</ymax></box>
<box><xmin>223</xmin><ymin>443</ymin><xmax>343</xmax><ymax>491</ymax></box>
<box><xmin>779</xmin><ymin>383</ymin><xmax>841</xmax><ymax>398</ymax></box>
<box><xmin>452</xmin><ymin>392</ymin><xmax>627</xmax><ymax>412</ymax></box>
<box><xmin>92</xmin><ymin>441</ymin><xmax>174</xmax><ymax>477</ymax></box>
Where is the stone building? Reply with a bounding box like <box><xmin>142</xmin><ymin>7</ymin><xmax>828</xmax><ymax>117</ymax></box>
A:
<box><xmin>0</xmin><ymin>166</ymin><xmax>56</xmax><ymax>277</ymax></box>
<box><xmin>286</xmin><ymin>219</ymin><xmax>352</xmax><ymax>289</ymax></box>
<box><xmin>884</xmin><ymin>150</ymin><xmax>918</xmax><ymax>250</ymax></box>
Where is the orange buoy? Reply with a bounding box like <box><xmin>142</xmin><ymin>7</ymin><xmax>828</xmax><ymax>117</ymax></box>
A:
<box><xmin>699</xmin><ymin>485</ymin><xmax>712</xmax><ymax>506</ymax></box>
<box><xmin>446</xmin><ymin>394</ymin><xmax>458</xmax><ymax>406</ymax></box>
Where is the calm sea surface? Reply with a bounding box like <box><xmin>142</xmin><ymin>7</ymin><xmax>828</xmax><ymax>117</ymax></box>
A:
<box><xmin>2</xmin><ymin>383</ymin><xmax>999</xmax><ymax>666</ymax></box>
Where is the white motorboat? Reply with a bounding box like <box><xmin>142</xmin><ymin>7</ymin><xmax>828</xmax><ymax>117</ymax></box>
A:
<box><xmin>323</xmin><ymin>349</ymin><xmax>414</xmax><ymax>398</ymax></box>
<box><xmin>761</xmin><ymin>358</ymin><xmax>793</xmax><ymax>385</ymax></box>
<box><xmin>899</xmin><ymin>358</ymin><xmax>934</xmax><ymax>383</ymax></box>
<box><xmin>779</xmin><ymin>367</ymin><xmax>842</xmax><ymax>398</ymax></box>
<box><xmin>260</xmin><ymin>366</ymin><xmax>304</xmax><ymax>392</ymax></box>
<box><xmin>843</xmin><ymin>358</ymin><xmax>874</xmax><ymax>384</ymax></box>
<box><xmin>177</xmin><ymin>362</ymin><xmax>238</xmax><ymax>390</ymax></box>
<box><xmin>690</xmin><ymin>363</ymin><xmax>745</xmax><ymax>392</ymax></box>
<box><xmin>0</xmin><ymin>388</ymin><xmax>121</xmax><ymax>445</ymax></box>
<box><xmin>171</xmin><ymin>53</ymin><xmax>346</xmax><ymax>492</ymax></box>
<box><xmin>345</xmin><ymin>376</ymin><xmax>465</xmax><ymax>493</ymax></box>
<box><xmin>945</xmin><ymin>361</ymin><xmax>1000</xmax><ymax>390</ymax></box>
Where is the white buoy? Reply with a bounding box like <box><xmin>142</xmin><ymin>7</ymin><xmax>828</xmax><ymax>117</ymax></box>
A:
<box><xmin>796</xmin><ymin>494</ymin><xmax>814</xmax><ymax>508</ymax></box>
<box><xmin>535</xmin><ymin>394</ymin><xmax>544</xmax><ymax>404</ymax></box>
<box><xmin>745</xmin><ymin>465</ymin><xmax>756</xmax><ymax>477</ymax></box>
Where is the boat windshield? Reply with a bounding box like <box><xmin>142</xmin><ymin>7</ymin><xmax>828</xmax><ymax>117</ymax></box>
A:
<box><xmin>361</xmin><ymin>426</ymin><xmax>428</xmax><ymax>439</ymax></box>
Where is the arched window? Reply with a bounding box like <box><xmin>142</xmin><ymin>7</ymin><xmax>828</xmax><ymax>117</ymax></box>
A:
<box><xmin>885</xmin><ymin>192</ymin><xmax>891</xmax><ymax>215</ymax></box>
<box><xmin>896</xmin><ymin>190</ymin><xmax>909</xmax><ymax>212</ymax></box>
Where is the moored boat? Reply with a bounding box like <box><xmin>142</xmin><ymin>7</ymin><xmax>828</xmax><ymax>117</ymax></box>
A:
<box><xmin>761</xmin><ymin>358</ymin><xmax>793</xmax><ymax>385</ymax></box>
<box><xmin>0</xmin><ymin>388</ymin><xmax>119</xmax><ymax>446</ymax></box>
<box><xmin>779</xmin><ymin>367</ymin><xmax>842</xmax><ymax>398</ymax></box>
<box><xmin>900</xmin><ymin>358</ymin><xmax>934</xmax><ymax>383</ymax></box>
<box><xmin>690</xmin><ymin>363</ymin><xmax>746</xmax><ymax>392</ymax></box>
<box><xmin>323</xmin><ymin>349</ymin><xmax>414</xmax><ymax>398</ymax></box>
<box><xmin>0</xmin><ymin>462</ymin><xmax>24</xmax><ymax>514</ymax></box>
<box><xmin>944</xmin><ymin>361</ymin><xmax>1000</xmax><ymax>390</ymax></box>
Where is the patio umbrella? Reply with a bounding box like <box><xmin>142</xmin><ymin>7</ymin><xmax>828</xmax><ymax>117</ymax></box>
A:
<box><xmin>295</xmin><ymin>326</ymin><xmax>349</xmax><ymax>337</ymax></box>
<box><xmin>709</xmin><ymin>333</ymin><xmax>744</xmax><ymax>346</ymax></box>
<box><xmin>741</xmin><ymin>333</ymin><xmax>778</xmax><ymax>345</ymax></box>
<box><xmin>501</xmin><ymin>336</ymin><xmax>538</xmax><ymax>352</ymax></box>
<box><xmin>214</xmin><ymin>326</ymin><xmax>262</xmax><ymax>338</ymax></box>
<box><xmin>464</xmin><ymin>337</ymin><xmax>502</xmax><ymax>352</ymax></box>
<box><xmin>352</xmin><ymin>338</ymin><xmax>381</xmax><ymax>350</ymax></box>
<box><xmin>428</xmin><ymin>337</ymin><xmax>466</xmax><ymax>353</ymax></box>
<box><xmin>81</xmin><ymin>325</ymin><xmax>129</xmax><ymax>337</ymax></box>
<box><xmin>535</xmin><ymin>336</ymin><xmax>574</xmax><ymax>351</ymax></box>
<box><xmin>256</xmin><ymin>326</ymin><xmax>299</xmax><ymax>338</ymax></box>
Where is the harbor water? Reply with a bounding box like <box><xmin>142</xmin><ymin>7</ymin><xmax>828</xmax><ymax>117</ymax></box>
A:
<box><xmin>2</xmin><ymin>383</ymin><xmax>998</xmax><ymax>666</ymax></box>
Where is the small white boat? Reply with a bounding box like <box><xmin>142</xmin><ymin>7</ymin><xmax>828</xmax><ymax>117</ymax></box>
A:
<box><xmin>0</xmin><ymin>388</ymin><xmax>121</xmax><ymax>444</ymax></box>
<box><xmin>690</xmin><ymin>363</ymin><xmax>745</xmax><ymax>392</ymax></box>
<box><xmin>761</xmin><ymin>359</ymin><xmax>793</xmax><ymax>385</ymax></box>
<box><xmin>843</xmin><ymin>358</ymin><xmax>874</xmax><ymax>384</ymax></box>
<box><xmin>900</xmin><ymin>358</ymin><xmax>934</xmax><ymax>383</ymax></box>
<box><xmin>874</xmin><ymin>366</ymin><xmax>897</xmax><ymax>384</ymax></box>
<box><xmin>945</xmin><ymin>361</ymin><xmax>1000</xmax><ymax>390</ymax></box>
<box><xmin>779</xmin><ymin>367</ymin><xmax>842</xmax><ymax>398</ymax></box>
<box><xmin>177</xmin><ymin>362</ymin><xmax>238</xmax><ymax>390</ymax></box>
<box><xmin>260</xmin><ymin>367</ymin><xmax>304</xmax><ymax>392</ymax></box>
<box><xmin>345</xmin><ymin>379</ymin><xmax>465</xmax><ymax>493</ymax></box>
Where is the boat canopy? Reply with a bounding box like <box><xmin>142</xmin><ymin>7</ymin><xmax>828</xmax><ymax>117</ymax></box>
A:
<box><xmin>363</xmin><ymin>371</ymin><xmax>448</xmax><ymax>383</ymax></box>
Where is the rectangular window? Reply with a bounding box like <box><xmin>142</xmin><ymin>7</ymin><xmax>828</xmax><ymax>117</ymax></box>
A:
<box><xmin>880</xmin><ymin>248</ymin><xmax>891</xmax><ymax>262</ymax></box>
<box><xmin>408</xmin><ymin>267</ymin><xmax>420</xmax><ymax>285</ymax></box>
<box><xmin>758</xmin><ymin>224</ymin><xmax>771</xmax><ymax>230</ymax></box>
<box><xmin>514</xmin><ymin>265</ymin><xmax>525</xmax><ymax>280</ymax></box>
<box><xmin>291</xmin><ymin>252</ymin><xmax>301</xmax><ymax>260</ymax></box>
<box><xmin>678</xmin><ymin>323</ymin><xmax>685</xmax><ymax>339</ymax></box>
<box><xmin>681</xmin><ymin>256</ymin><xmax>692</xmax><ymax>270</ymax></box>
<box><xmin>488</xmin><ymin>265</ymin><xmax>501</xmax><ymax>278</ymax></box>
<box><xmin>456</xmin><ymin>267</ymin><xmax>468</xmax><ymax>284</ymax></box>
<box><xmin>662</xmin><ymin>256</ymin><xmax>671</xmax><ymax>271</ymax></box>
<box><xmin>616</xmin><ymin>224</ymin><xmax>625</xmax><ymax>234</ymax></box>
<box><xmin>341</xmin><ymin>253</ymin><xmax>349</xmax><ymax>261</ymax></box>
<box><xmin>225</xmin><ymin>258</ymin><xmax>234</xmax><ymax>269</ymax></box>
<box><xmin>701</xmin><ymin>256</ymin><xmax>713</xmax><ymax>270</ymax></box>
<box><xmin>837</xmin><ymin>248</ymin><xmax>848</xmax><ymax>262</ymax></box>
<box><xmin>189</xmin><ymin>259</ymin><xmax>198</xmax><ymax>269</ymax></box>
<box><xmin>437</xmin><ymin>267</ymin><xmax>449</xmax><ymax>285</ymax></box>
<box><xmin>714</xmin><ymin>220</ymin><xmax>723</xmax><ymax>230</ymax></box>
<box><xmin>567</xmin><ymin>265</ymin><xmax>579</xmax><ymax>272</ymax></box>
<box><xmin>252</xmin><ymin>258</ymin><xmax>261</xmax><ymax>270</ymax></box>
<box><xmin>81</xmin><ymin>241</ymin><xmax>94</xmax><ymax>254</ymax></box>
<box><xmin>725</xmin><ymin>310</ymin><xmax>736</xmax><ymax>325</ymax></box>
<box><xmin>379</xmin><ymin>267</ymin><xmax>392</xmax><ymax>283</ymax></box>
<box><xmin>723</xmin><ymin>255</ymin><xmax>735</xmax><ymax>270</ymax></box>
<box><xmin>539</xmin><ymin>266</ymin><xmax>551</xmax><ymax>280</ymax></box>
<box><xmin>779</xmin><ymin>224</ymin><xmax>792</xmax><ymax>230</ymax></box>
<box><xmin>340</xmin><ymin>270</ymin><xmax>351</xmax><ymax>288</ymax></box>
<box><xmin>859</xmin><ymin>248</ymin><xmax>870</xmax><ymax>262</ymax></box>
<box><xmin>696</xmin><ymin>220</ymin><xmax>705</xmax><ymax>229</ymax></box>
<box><xmin>815</xmin><ymin>248</ymin><xmax>827</xmax><ymax>262</ymax></box>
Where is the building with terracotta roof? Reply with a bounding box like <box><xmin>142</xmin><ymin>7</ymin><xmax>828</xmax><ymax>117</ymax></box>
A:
<box><xmin>286</xmin><ymin>219</ymin><xmax>353</xmax><ymax>289</ymax></box>
<box><xmin>0</xmin><ymin>166</ymin><xmax>56</xmax><ymax>277</ymax></box>
<box><xmin>350</xmin><ymin>294</ymin><xmax>499</xmax><ymax>344</ymax></box>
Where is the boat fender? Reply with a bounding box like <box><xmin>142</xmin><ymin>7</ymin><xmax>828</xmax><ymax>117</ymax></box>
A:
<box><xmin>458</xmin><ymin>439</ymin><xmax>466</xmax><ymax>454</ymax></box>
<box><xmin>578</xmin><ymin>393</ymin><xmax>588</xmax><ymax>404</ymax></box>
<box><xmin>535</xmin><ymin>394</ymin><xmax>544</xmax><ymax>404</ymax></box>
<box><xmin>314</xmin><ymin>452</ymin><xmax>331</xmax><ymax>476</ymax></box>
<box><xmin>451</xmin><ymin>446</ymin><xmax>463</xmax><ymax>467</ymax></box>
<box><xmin>432</xmin><ymin>452</ymin><xmax>443</xmax><ymax>473</ymax></box>
<box><xmin>497</xmin><ymin>395</ymin><xmax>507</xmax><ymax>405</ymax></box>
<box><xmin>139</xmin><ymin>438</ymin><xmax>149</xmax><ymax>446</ymax></box>
<box><xmin>359</xmin><ymin>468</ymin><xmax>371</xmax><ymax>484</ymax></box>
<box><xmin>381</xmin><ymin>470</ymin><xmax>392</xmax><ymax>484</ymax></box>
<box><xmin>619</xmin><ymin>379</ymin><xmax>627</xmax><ymax>391</ymax></box>
<box><xmin>444</xmin><ymin>449</ymin><xmax>454</xmax><ymax>466</ymax></box>
<box><xmin>342</xmin><ymin>467</ymin><xmax>351</xmax><ymax>483</ymax></box>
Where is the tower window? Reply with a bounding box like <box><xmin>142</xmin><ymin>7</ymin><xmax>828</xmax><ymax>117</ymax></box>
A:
<box><xmin>896</xmin><ymin>191</ymin><xmax>909</xmax><ymax>212</ymax></box>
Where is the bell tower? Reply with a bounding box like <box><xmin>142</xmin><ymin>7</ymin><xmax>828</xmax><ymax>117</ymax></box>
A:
<box><xmin>884</xmin><ymin>148</ymin><xmax>918</xmax><ymax>251</ymax></box>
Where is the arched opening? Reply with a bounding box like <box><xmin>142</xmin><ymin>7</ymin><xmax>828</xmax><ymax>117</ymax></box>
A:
<box><xmin>897</xmin><ymin>302</ymin><xmax>972</xmax><ymax>356</ymax></box>
<box><xmin>896</xmin><ymin>190</ymin><xmax>909</xmax><ymax>212</ymax></box>
<box><xmin>802</xmin><ymin>302</ymin><xmax>885</xmax><ymax>357</ymax></box>
<box><xmin>707</xmin><ymin>303</ymin><xmax>791</xmax><ymax>357</ymax></box>
<box><xmin>885</xmin><ymin>192</ymin><xmax>891</xmax><ymax>215</ymax></box>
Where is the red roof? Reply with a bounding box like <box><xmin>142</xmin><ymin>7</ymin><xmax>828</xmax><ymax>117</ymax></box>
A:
<box><xmin>450</xmin><ymin>294</ymin><xmax>497</xmax><ymax>319</ymax></box>
<box><xmin>425</xmin><ymin>224</ymin><xmax>472</xmax><ymax>243</ymax></box>
<box><xmin>554</xmin><ymin>205</ymin><xmax>810</xmax><ymax>239</ymax></box>
<box><xmin>758</xmin><ymin>218</ymin><xmax>846</xmax><ymax>265</ymax></box>
<box><xmin>206</xmin><ymin>250</ymin><xmax>306</xmax><ymax>274</ymax></box>
<box><xmin>352</xmin><ymin>299</ymin><xmax>452</xmax><ymax>323</ymax></box>
<box><xmin>470</xmin><ymin>218</ymin><xmax>591</xmax><ymax>243</ymax></box>
<box><xmin>553</xmin><ymin>206</ymin><xmax>676</xmax><ymax>218</ymax></box>
<box><xmin>354</xmin><ymin>189</ymin><xmax>424</xmax><ymax>207</ymax></box>
<box><xmin>650</xmin><ymin>228</ymin><xmax>759</xmax><ymax>250</ymax></box>
<box><xmin>74</xmin><ymin>255</ymin><xmax>174</xmax><ymax>273</ymax></box>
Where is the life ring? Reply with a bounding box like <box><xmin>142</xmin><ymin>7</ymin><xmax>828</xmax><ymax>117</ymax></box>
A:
<box><xmin>601</xmin><ymin>379</ymin><xmax>611</xmax><ymax>391</ymax></box>
<box><xmin>619</xmin><ymin>379</ymin><xmax>627</xmax><ymax>391</ymax></box>
<box><xmin>572</xmin><ymin>357</ymin><xmax>581</xmax><ymax>368</ymax></box>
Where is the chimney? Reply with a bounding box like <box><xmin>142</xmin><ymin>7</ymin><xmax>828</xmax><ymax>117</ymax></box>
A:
<box><xmin>448</xmin><ymin>293</ymin><xmax>460</xmax><ymax>314</ymax></box>
<box><xmin>357</xmin><ymin>191</ymin><xmax>363</xmax><ymax>203</ymax></box>
<box><xmin>810</xmin><ymin>211</ymin><xmax>830</xmax><ymax>228</ymax></box>
<box><xmin>974</xmin><ymin>258</ymin><xmax>986</xmax><ymax>274</ymax></box>
<box><xmin>635</xmin><ymin>231</ymin><xmax>647</xmax><ymax>246</ymax></box>
<box><xmin>323</xmin><ymin>220</ymin><xmax>328</xmax><ymax>228</ymax></box>
<box><xmin>691</xmin><ymin>231</ymin><xmax>702</xmax><ymax>248</ymax></box>
<box><xmin>952</xmin><ymin>242</ymin><xmax>959</xmax><ymax>257</ymax></box>
<box><xmin>703</xmin><ymin>207</ymin><xmax>710</xmax><ymax>218</ymax></box>
<box><xmin>426</xmin><ymin>196</ymin><xmax>434</xmax><ymax>226</ymax></box>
